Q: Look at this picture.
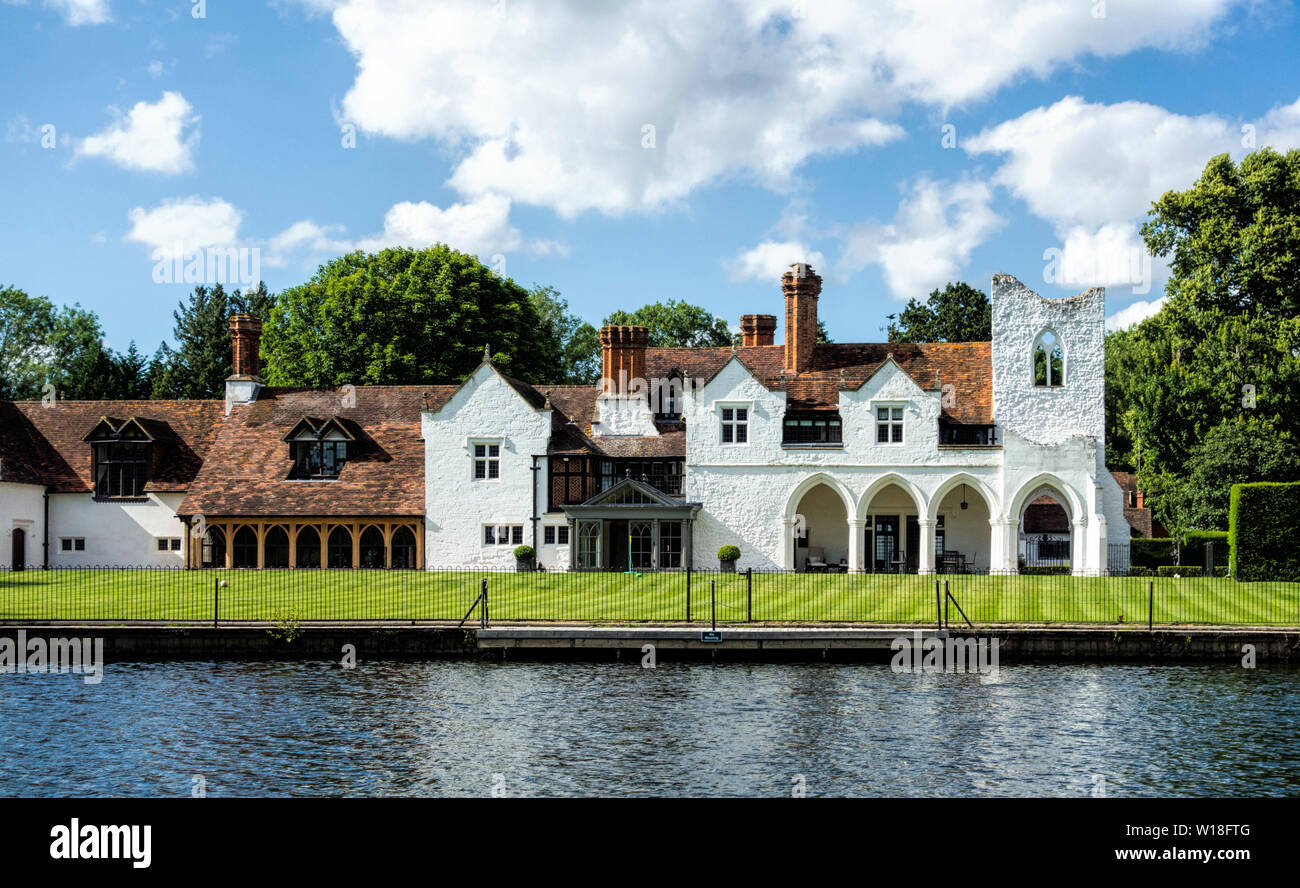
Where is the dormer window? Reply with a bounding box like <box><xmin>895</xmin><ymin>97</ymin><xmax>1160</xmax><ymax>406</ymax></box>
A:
<box><xmin>285</xmin><ymin>417</ymin><xmax>355</xmax><ymax>480</ymax></box>
<box><xmin>83</xmin><ymin>417</ymin><xmax>153</xmax><ymax>499</ymax></box>
<box><xmin>1033</xmin><ymin>331</ymin><xmax>1065</xmax><ymax>387</ymax></box>
<box><xmin>654</xmin><ymin>375</ymin><xmax>683</xmax><ymax>419</ymax></box>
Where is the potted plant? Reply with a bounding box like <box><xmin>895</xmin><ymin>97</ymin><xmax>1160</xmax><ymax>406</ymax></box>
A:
<box><xmin>718</xmin><ymin>545</ymin><xmax>740</xmax><ymax>573</ymax></box>
<box><xmin>513</xmin><ymin>545</ymin><xmax>536</xmax><ymax>572</ymax></box>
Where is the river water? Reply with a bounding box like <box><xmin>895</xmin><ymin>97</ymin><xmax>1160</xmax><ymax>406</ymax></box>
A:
<box><xmin>2</xmin><ymin>660</ymin><xmax>1297</xmax><ymax>797</ymax></box>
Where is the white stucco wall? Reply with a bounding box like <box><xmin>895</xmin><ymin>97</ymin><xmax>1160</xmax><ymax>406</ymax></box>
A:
<box><xmin>422</xmin><ymin>364</ymin><xmax>553</xmax><ymax>569</ymax></box>
<box><xmin>0</xmin><ymin>481</ymin><xmax>46</xmax><ymax>570</ymax></box>
<box><xmin>46</xmin><ymin>492</ymin><xmax>188</xmax><ymax>567</ymax></box>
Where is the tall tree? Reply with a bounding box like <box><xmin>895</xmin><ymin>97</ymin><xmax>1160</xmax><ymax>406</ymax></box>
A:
<box><xmin>887</xmin><ymin>282</ymin><xmax>991</xmax><ymax>342</ymax></box>
<box><xmin>263</xmin><ymin>247</ymin><xmax>554</xmax><ymax>386</ymax></box>
<box><xmin>0</xmin><ymin>286</ymin><xmax>106</xmax><ymax>400</ymax></box>
<box><xmin>603</xmin><ymin>300</ymin><xmax>732</xmax><ymax>348</ymax></box>
<box><xmin>529</xmin><ymin>286</ymin><xmax>600</xmax><ymax>384</ymax></box>
<box><xmin>155</xmin><ymin>282</ymin><xmax>275</xmax><ymax>399</ymax></box>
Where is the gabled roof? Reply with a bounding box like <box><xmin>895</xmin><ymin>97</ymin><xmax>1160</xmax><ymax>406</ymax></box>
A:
<box><xmin>180</xmin><ymin>386</ymin><xmax>451</xmax><ymax>517</ymax></box>
<box><xmin>282</xmin><ymin>415</ymin><xmax>357</xmax><ymax>442</ymax></box>
<box><xmin>577</xmin><ymin>476</ymin><xmax>683</xmax><ymax>508</ymax></box>
<box><xmin>0</xmin><ymin>400</ymin><xmax>224</xmax><ymax>493</ymax></box>
<box><xmin>645</xmin><ymin>341</ymin><xmax>993</xmax><ymax>422</ymax></box>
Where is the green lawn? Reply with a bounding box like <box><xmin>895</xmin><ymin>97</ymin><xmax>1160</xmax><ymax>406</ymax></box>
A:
<box><xmin>3</xmin><ymin>568</ymin><xmax>1299</xmax><ymax>626</ymax></box>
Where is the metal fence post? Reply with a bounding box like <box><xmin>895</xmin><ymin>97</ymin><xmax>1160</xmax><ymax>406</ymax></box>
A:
<box><xmin>481</xmin><ymin>577</ymin><xmax>488</xmax><ymax>629</ymax></box>
<box><xmin>934</xmin><ymin>579</ymin><xmax>941</xmax><ymax>630</ymax></box>
<box><xmin>213</xmin><ymin>577</ymin><xmax>219</xmax><ymax>628</ymax></box>
<box><xmin>711</xmin><ymin>581</ymin><xmax>716</xmax><ymax>633</ymax></box>
<box><xmin>944</xmin><ymin>579</ymin><xmax>950</xmax><ymax>629</ymax></box>
<box><xmin>746</xmin><ymin>568</ymin><xmax>753</xmax><ymax>623</ymax></box>
<box><xmin>686</xmin><ymin>567</ymin><xmax>691</xmax><ymax>623</ymax></box>
<box><xmin>1148</xmin><ymin>580</ymin><xmax>1153</xmax><ymax>631</ymax></box>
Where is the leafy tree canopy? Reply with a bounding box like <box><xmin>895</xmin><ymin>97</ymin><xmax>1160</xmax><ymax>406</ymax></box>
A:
<box><xmin>887</xmin><ymin>282</ymin><xmax>991</xmax><ymax>343</ymax></box>
<box><xmin>603</xmin><ymin>299</ymin><xmax>732</xmax><ymax>348</ymax></box>
<box><xmin>263</xmin><ymin>247</ymin><xmax>554</xmax><ymax>387</ymax></box>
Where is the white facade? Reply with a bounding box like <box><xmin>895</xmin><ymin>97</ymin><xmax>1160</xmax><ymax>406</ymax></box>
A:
<box><xmin>421</xmin><ymin>275</ymin><xmax>1131</xmax><ymax>575</ymax></box>
<box><xmin>1</xmin><ymin>481</ymin><xmax>45</xmax><ymax>569</ymax></box>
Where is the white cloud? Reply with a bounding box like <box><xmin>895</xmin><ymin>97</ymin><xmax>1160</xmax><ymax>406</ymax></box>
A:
<box><xmin>1045</xmin><ymin>223</ymin><xmax>1164</xmax><ymax>294</ymax></box>
<box><xmin>44</xmin><ymin>0</ymin><xmax>111</xmax><ymax>26</ymax></box>
<box><xmin>146</xmin><ymin>59</ymin><xmax>164</xmax><ymax>78</ymax></box>
<box><xmin>125</xmin><ymin>197</ymin><xmax>243</xmax><ymax>260</ymax></box>
<box><xmin>840</xmin><ymin>179</ymin><xmax>1005</xmax><ymax>300</ymax></box>
<box><xmin>267</xmin><ymin>194</ymin><xmax>554</xmax><ymax>267</ymax></box>
<box><xmin>1107</xmin><ymin>296</ymin><xmax>1167</xmax><ymax>331</ymax></box>
<box><xmin>76</xmin><ymin>91</ymin><xmax>199</xmax><ymax>174</ymax></box>
<box><xmin>323</xmin><ymin>0</ymin><xmax>1236</xmax><ymax>217</ymax></box>
<box><xmin>726</xmin><ymin>241</ymin><xmax>827</xmax><ymax>283</ymax></box>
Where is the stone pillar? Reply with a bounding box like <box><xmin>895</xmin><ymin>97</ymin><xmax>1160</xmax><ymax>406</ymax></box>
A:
<box><xmin>987</xmin><ymin>519</ymin><xmax>1003</xmax><ymax>573</ymax></box>
<box><xmin>1004</xmin><ymin>518</ymin><xmax>1019</xmax><ymax>574</ymax></box>
<box><xmin>917</xmin><ymin>518</ymin><xmax>936</xmax><ymax>574</ymax></box>
<box><xmin>782</xmin><ymin>517</ymin><xmax>797</xmax><ymax>571</ymax></box>
<box><xmin>1071</xmin><ymin>517</ymin><xmax>1087</xmax><ymax>577</ymax></box>
<box><xmin>847</xmin><ymin>518</ymin><xmax>865</xmax><ymax>573</ymax></box>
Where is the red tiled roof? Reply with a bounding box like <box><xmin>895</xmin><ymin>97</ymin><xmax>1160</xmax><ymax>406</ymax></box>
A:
<box><xmin>0</xmin><ymin>400</ymin><xmax>224</xmax><ymax>493</ymax></box>
<box><xmin>645</xmin><ymin>341</ymin><xmax>993</xmax><ymax>422</ymax></box>
<box><xmin>178</xmin><ymin>386</ymin><xmax>454</xmax><ymax>517</ymax></box>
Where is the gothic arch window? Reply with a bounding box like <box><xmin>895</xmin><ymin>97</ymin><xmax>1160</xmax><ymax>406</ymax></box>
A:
<box><xmin>1033</xmin><ymin>330</ymin><xmax>1065</xmax><ymax>387</ymax></box>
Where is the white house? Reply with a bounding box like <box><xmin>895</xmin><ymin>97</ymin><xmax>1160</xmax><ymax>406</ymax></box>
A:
<box><xmin>421</xmin><ymin>266</ymin><xmax>1130</xmax><ymax>575</ymax></box>
<box><xmin>0</xmin><ymin>267</ymin><xmax>1130</xmax><ymax>575</ymax></box>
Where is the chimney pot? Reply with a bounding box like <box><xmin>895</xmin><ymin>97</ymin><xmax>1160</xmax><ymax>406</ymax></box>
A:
<box><xmin>599</xmin><ymin>324</ymin><xmax>649</xmax><ymax>395</ymax></box>
<box><xmin>740</xmin><ymin>313</ymin><xmax>777</xmax><ymax>347</ymax></box>
<box><xmin>228</xmin><ymin>314</ymin><xmax>263</xmax><ymax>380</ymax></box>
<box><xmin>782</xmin><ymin>263</ymin><xmax>822</xmax><ymax>374</ymax></box>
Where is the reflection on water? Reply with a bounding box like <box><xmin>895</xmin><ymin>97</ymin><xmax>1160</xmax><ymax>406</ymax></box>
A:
<box><xmin>1</xmin><ymin>660</ymin><xmax>1297</xmax><ymax>797</ymax></box>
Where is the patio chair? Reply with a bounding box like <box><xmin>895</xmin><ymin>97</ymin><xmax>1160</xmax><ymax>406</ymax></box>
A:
<box><xmin>805</xmin><ymin>547</ymin><xmax>828</xmax><ymax>572</ymax></box>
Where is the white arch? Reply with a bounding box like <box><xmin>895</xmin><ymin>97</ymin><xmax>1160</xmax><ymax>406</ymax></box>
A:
<box><xmin>785</xmin><ymin>472</ymin><xmax>856</xmax><ymax>521</ymax></box>
<box><xmin>856</xmin><ymin>473</ymin><xmax>927</xmax><ymax>519</ymax></box>
<box><xmin>1008</xmin><ymin>473</ymin><xmax>1083</xmax><ymax>525</ymax></box>
<box><xmin>926</xmin><ymin>473</ymin><xmax>1000</xmax><ymax>521</ymax></box>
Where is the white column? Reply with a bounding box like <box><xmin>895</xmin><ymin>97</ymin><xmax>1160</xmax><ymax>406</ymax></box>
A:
<box><xmin>1094</xmin><ymin>515</ymin><xmax>1108</xmax><ymax>576</ymax></box>
<box><xmin>1071</xmin><ymin>517</ymin><xmax>1087</xmax><ymax>576</ymax></box>
<box><xmin>847</xmin><ymin>518</ymin><xmax>865</xmax><ymax>573</ymax></box>
<box><xmin>917</xmin><ymin>518</ymin><xmax>936</xmax><ymax>574</ymax></box>
<box><xmin>988</xmin><ymin>519</ymin><xmax>1004</xmax><ymax>573</ymax></box>
<box><xmin>782</xmin><ymin>518</ymin><xmax>796</xmax><ymax>571</ymax></box>
<box><xmin>1004</xmin><ymin>518</ymin><xmax>1019</xmax><ymax>574</ymax></box>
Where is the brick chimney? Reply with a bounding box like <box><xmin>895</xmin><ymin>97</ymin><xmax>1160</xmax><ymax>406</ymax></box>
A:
<box><xmin>740</xmin><ymin>314</ymin><xmax>777</xmax><ymax>347</ymax></box>
<box><xmin>225</xmin><ymin>314</ymin><xmax>263</xmax><ymax>414</ymax></box>
<box><xmin>229</xmin><ymin>314</ymin><xmax>262</xmax><ymax>379</ymax></box>
<box><xmin>782</xmin><ymin>262</ymin><xmax>821</xmax><ymax>374</ymax></box>
<box><xmin>600</xmin><ymin>325</ymin><xmax>649</xmax><ymax>395</ymax></box>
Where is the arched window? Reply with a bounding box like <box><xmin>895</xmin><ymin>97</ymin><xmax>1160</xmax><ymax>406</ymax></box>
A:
<box><xmin>264</xmin><ymin>526</ymin><xmax>290</xmax><ymax>568</ymax></box>
<box><xmin>296</xmin><ymin>526</ymin><xmax>321</xmax><ymax>569</ymax></box>
<box><xmin>1033</xmin><ymin>331</ymin><xmax>1065</xmax><ymax>387</ymax></box>
<box><xmin>327</xmin><ymin>526</ymin><xmax>353</xmax><ymax>569</ymax></box>
<box><xmin>232</xmin><ymin>526</ymin><xmax>258</xmax><ymax>568</ymax></box>
<box><xmin>391</xmin><ymin>526</ymin><xmax>416</xmax><ymax>569</ymax></box>
<box><xmin>359</xmin><ymin>526</ymin><xmax>385</xmax><ymax>568</ymax></box>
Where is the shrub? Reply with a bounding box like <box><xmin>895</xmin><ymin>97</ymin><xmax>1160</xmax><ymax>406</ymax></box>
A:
<box><xmin>1229</xmin><ymin>481</ymin><xmax>1300</xmax><ymax>581</ymax></box>
<box><xmin>717</xmin><ymin>545</ymin><xmax>741</xmax><ymax>561</ymax></box>
<box><xmin>1128</xmin><ymin>566</ymin><xmax>1151</xmax><ymax>577</ymax></box>
<box><xmin>1130</xmin><ymin>537</ymin><xmax>1174</xmax><ymax>568</ymax></box>
<box><xmin>1156</xmin><ymin>566</ymin><xmax>1202</xmax><ymax>578</ymax></box>
<box><xmin>513</xmin><ymin>545</ymin><xmax>535</xmax><ymax>560</ymax></box>
<box><xmin>1180</xmin><ymin>530</ymin><xmax>1229</xmax><ymax>567</ymax></box>
<box><xmin>1020</xmin><ymin>565</ymin><xmax>1070</xmax><ymax>575</ymax></box>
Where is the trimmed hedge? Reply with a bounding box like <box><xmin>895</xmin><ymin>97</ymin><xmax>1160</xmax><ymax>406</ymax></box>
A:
<box><xmin>1180</xmin><ymin>531</ymin><xmax>1229</xmax><ymax>568</ymax></box>
<box><xmin>1130</xmin><ymin>537</ymin><xmax>1174</xmax><ymax>568</ymax></box>
<box><xmin>1229</xmin><ymin>481</ymin><xmax>1300</xmax><ymax>581</ymax></box>
<box><xmin>1157</xmin><ymin>566</ymin><xmax>1202</xmax><ymax>578</ymax></box>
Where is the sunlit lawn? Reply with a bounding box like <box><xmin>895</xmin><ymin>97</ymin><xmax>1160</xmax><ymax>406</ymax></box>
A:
<box><xmin>1</xmin><ymin>568</ymin><xmax>1298</xmax><ymax>626</ymax></box>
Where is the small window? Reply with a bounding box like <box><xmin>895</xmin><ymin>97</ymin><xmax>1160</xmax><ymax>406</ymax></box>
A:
<box><xmin>543</xmin><ymin>525</ymin><xmax>569</xmax><ymax>546</ymax></box>
<box><xmin>1033</xmin><ymin>331</ymin><xmax>1065</xmax><ymax>387</ymax></box>
<box><xmin>291</xmin><ymin>440</ymin><xmax>349</xmax><ymax>479</ymax></box>
<box><xmin>557</xmin><ymin>525</ymin><xmax>569</xmax><ymax>545</ymax></box>
<box><xmin>720</xmin><ymin>406</ymin><xmax>748</xmax><ymax>444</ymax></box>
<box><xmin>473</xmin><ymin>442</ymin><xmax>501</xmax><ymax>480</ymax></box>
<box><xmin>156</xmin><ymin>538</ymin><xmax>183</xmax><ymax>552</ymax></box>
<box><xmin>483</xmin><ymin>524</ymin><xmax>523</xmax><ymax>546</ymax></box>
<box><xmin>876</xmin><ymin>406</ymin><xmax>904</xmax><ymax>444</ymax></box>
<box><xmin>60</xmin><ymin>538</ymin><xmax>86</xmax><ymax>552</ymax></box>
<box><xmin>544</xmin><ymin>526</ymin><xmax>555</xmax><ymax>545</ymax></box>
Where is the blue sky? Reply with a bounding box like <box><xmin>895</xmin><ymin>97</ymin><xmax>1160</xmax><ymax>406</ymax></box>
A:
<box><xmin>2</xmin><ymin>0</ymin><xmax>1298</xmax><ymax>355</ymax></box>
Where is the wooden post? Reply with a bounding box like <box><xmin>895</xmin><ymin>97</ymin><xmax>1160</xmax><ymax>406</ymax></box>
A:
<box><xmin>351</xmin><ymin>522</ymin><xmax>360</xmax><ymax>569</ymax></box>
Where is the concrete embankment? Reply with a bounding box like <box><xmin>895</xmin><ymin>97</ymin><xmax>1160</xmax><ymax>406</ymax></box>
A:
<box><xmin>1</xmin><ymin>623</ymin><xmax>1297</xmax><ymax>663</ymax></box>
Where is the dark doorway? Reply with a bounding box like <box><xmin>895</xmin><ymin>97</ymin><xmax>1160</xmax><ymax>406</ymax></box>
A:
<box><xmin>608</xmin><ymin>520</ymin><xmax>628</xmax><ymax>571</ymax></box>
<box><xmin>906</xmin><ymin>516</ymin><xmax>920</xmax><ymax>572</ymax></box>
<box><xmin>11</xmin><ymin>528</ymin><xmax>25</xmax><ymax>571</ymax></box>
<box><xmin>873</xmin><ymin>515</ymin><xmax>899</xmax><ymax>572</ymax></box>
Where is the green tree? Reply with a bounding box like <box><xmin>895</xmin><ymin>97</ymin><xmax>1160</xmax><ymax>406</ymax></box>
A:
<box><xmin>263</xmin><ymin>247</ymin><xmax>553</xmax><ymax>386</ymax></box>
<box><xmin>157</xmin><ymin>282</ymin><xmax>275</xmax><ymax>399</ymax></box>
<box><xmin>0</xmin><ymin>286</ymin><xmax>107</xmax><ymax>400</ymax></box>
<box><xmin>603</xmin><ymin>299</ymin><xmax>732</xmax><ymax>348</ymax></box>
<box><xmin>887</xmin><ymin>282</ymin><xmax>991</xmax><ymax>343</ymax></box>
<box><xmin>529</xmin><ymin>286</ymin><xmax>600</xmax><ymax>384</ymax></box>
<box><xmin>1169</xmin><ymin>417</ymin><xmax>1300</xmax><ymax>531</ymax></box>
